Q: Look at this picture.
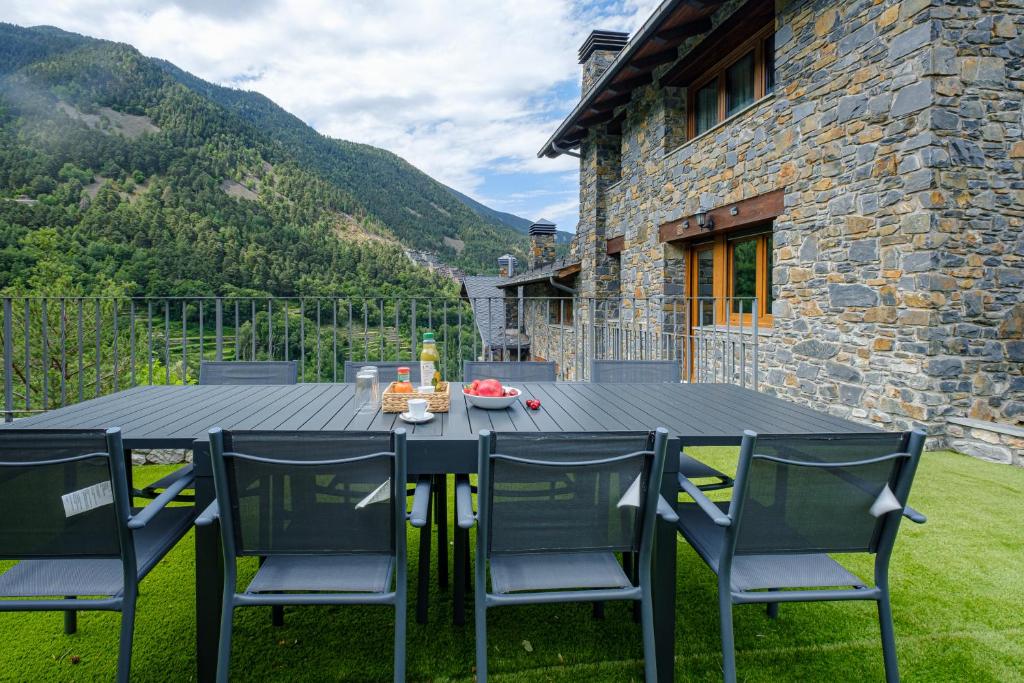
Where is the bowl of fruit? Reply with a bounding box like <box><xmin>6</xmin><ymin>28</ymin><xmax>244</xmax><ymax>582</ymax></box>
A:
<box><xmin>462</xmin><ymin>378</ymin><xmax>521</xmax><ymax>410</ymax></box>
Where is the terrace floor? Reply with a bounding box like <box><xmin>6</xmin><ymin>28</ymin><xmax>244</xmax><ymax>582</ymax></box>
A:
<box><xmin>2</xmin><ymin>449</ymin><xmax>1022</xmax><ymax>682</ymax></box>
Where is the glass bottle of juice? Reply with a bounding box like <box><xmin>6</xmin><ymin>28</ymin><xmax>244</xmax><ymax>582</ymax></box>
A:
<box><xmin>419</xmin><ymin>332</ymin><xmax>441</xmax><ymax>389</ymax></box>
<box><xmin>393</xmin><ymin>366</ymin><xmax>414</xmax><ymax>393</ymax></box>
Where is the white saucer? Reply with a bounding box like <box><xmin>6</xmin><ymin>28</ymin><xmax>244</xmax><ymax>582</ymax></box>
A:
<box><xmin>399</xmin><ymin>411</ymin><xmax>434</xmax><ymax>424</ymax></box>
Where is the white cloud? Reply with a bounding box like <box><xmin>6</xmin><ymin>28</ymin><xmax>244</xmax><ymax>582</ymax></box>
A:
<box><xmin>3</xmin><ymin>0</ymin><xmax>657</xmax><ymax>228</ymax></box>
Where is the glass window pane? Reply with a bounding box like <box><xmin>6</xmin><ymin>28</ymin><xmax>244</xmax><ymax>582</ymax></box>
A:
<box><xmin>731</xmin><ymin>239</ymin><xmax>757</xmax><ymax>313</ymax></box>
<box><xmin>696</xmin><ymin>248</ymin><xmax>715</xmax><ymax>325</ymax></box>
<box><xmin>765</xmin><ymin>234</ymin><xmax>774</xmax><ymax>314</ymax></box>
<box><xmin>694</xmin><ymin>81</ymin><xmax>718</xmax><ymax>136</ymax></box>
<box><xmin>764</xmin><ymin>35</ymin><xmax>776</xmax><ymax>94</ymax></box>
<box><xmin>726</xmin><ymin>52</ymin><xmax>755</xmax><ymax>117</ymax></box>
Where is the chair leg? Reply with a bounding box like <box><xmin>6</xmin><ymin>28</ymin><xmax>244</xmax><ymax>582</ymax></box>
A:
<box><xmin>436</xmin><ymin>474</ymin><xmax>449</xmax><ymax>591</ymax></box>
<box><xmin>592</xmin><ymin>601</ymin><xmax>605</xmax><ymax>619</ymax></box>
<box><xmin>216</xmin><ymin>596</ymin><xmax>235</xmax><ymax>683</ymax></box>
<box><xmin>453</xmin><ymin>525</ymin><xmax>466</xmax><ymax>626</ymax></box>
<box><xmin>63</xmin><ymin>596</ymin><xmax>77</xmax><ymax>635</ymax></box>
<box><xmin>719</xmin><ymin>589</ymin><xmax>737</xmax><ymax>683</ymax></box>
<box><xmin>393</xmin><ymin>601</ymin><xmax>406</xmax><ymax>682</ymax></box>
<box><xmin>116</xmin><ymin>597</ymin><xmax>136</xmax><ymax>683</ymax></box>
<box><xmin>878</xmin><ymin>593</ymin><xmax>900</xmax><ymax>683</ymax></box>
<box><xmin>640</xmin><ymin>592</ymin><xmax>657</xmax><ymax>683</ymax></box>
<box><xmin>475</xmin><ymin>599</ymin><xmax>488</xmax><ymax>683</ymax></box>
<box><xmin>272</xmin><ymin>605</ymin><xmax>284</xmax><ymax>627</ymax></box>
<box><xmin>766</xmin><ymin>590</ymin><xmax>779</xmax><ymax>619</ymax></box>
<box><xmin>416</xmin><ymin>494</ymin><xmax>432</xmax><ymax>624</ymax></box>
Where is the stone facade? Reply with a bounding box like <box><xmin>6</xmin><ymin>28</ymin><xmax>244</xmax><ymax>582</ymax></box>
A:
<box><xmin>539</xmin><ymin>0</ymin><xmax>1023</xmax><ymax>461</ymax></box>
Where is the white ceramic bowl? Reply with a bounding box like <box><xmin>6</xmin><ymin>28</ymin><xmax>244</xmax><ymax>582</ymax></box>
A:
<box><xmin>463</xmin><ymin>386</ymin><xmax>521</xmax><ymax>410</ymax></box>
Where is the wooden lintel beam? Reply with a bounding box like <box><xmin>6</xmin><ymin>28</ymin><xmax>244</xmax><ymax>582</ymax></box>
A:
<box><xmin>658</xmin><ymin>189</ymin><xmax>785</xmax><ymax>243</ymax></box>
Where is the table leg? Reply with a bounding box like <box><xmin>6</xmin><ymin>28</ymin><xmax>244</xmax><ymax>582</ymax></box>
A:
<box><xmin>193</xmin><ymin>441</ymin><xmax>222</xmax><ymax>683</ymax></box>
<box><xmin>436</xmin><ymin>474</ymin><xmax>448</xmax><ymax>590</ymax></box>
<box><xmin>654</xmin><ymin>440</ymin><xmax>679</xmax><ymax>683</ymax></box>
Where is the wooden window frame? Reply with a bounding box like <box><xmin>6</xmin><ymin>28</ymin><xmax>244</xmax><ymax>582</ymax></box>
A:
<box><xmin>686</xmin><ymin>24</ymin><xmax>775</xmax><ymax>140</ymax></box>
<box><xmin>687</xmin><ymin>226</ymin><xmax>773</xmax><ymax>328</ymax></box>
<box><xmin>548</xmin><ymin>298</ymin><xmax>574</xmax><ymax>326</ymax></box>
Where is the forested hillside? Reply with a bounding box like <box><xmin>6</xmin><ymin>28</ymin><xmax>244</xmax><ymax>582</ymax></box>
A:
<box><xmin>0</xmin><ymin>23</ymin><xmax>534</xmax><ymax>302</ymax></box>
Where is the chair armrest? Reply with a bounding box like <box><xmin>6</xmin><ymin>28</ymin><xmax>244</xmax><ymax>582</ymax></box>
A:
<box><xmin>456</xmin><ymin>476</ymin><xmax>476</xmax><ymax>529</ymax></box>
<box><xmin>903</xmin><ymin>505</ymin><xmax>926</xmax><ymax>524</ymax></box>
<box><xmin>127</xmin><ymin>469</ymin><xmax>196</xmax><ymax>530</ymax></box>
<box><xmin>194</xmin><ymin>501</ymin><xmax>220</xmax><ymax>527</ymax></box>
<box><xmin>678</xmin><ymin>474</ymin><xmax>731</xmax><ymax>527</ymax></box>
<box><xmin>142</xmin><ymin>463</ymin><xmax>195</xmax><ymax>494</ymax></box>
<box><xmin>656</xmin><ymin>495</ymin><xmax>679</xmax><ymax>524</ymax></box>
<box><xmin>408</xmin><ymin>477</ymin><xmax>431</xmax><ymax>528</ymax></box>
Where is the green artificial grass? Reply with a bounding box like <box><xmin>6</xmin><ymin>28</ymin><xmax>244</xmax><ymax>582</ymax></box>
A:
<box><xmin>2</xmin><ymin>450</ymin><xmax>1022</xmax><ymax>681</ymax></box>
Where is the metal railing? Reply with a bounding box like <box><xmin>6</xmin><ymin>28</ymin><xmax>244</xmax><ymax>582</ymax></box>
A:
<box><xmin>1</xmin><ymin>294</ymin><xmax>761</xmax><ymax>420</ymax></box>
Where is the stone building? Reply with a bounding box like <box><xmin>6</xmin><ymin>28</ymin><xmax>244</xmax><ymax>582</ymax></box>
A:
<box><xmin>504</xmin><ymin>0</ymin><xmax>1023</xmax><ymax>462</ymax></box>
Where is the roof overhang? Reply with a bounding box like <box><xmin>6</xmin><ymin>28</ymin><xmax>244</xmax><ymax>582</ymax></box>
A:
<box><xmin>538</xmin><ymin>0</ymin><xmax>725</xmax><ymax>158</ymax></box>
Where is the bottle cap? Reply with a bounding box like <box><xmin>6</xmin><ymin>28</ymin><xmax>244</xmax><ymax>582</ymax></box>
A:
<box><xmin>397</xmin><ymin>366</ymin><xmax>410</xmax><ymax>373</ymax></box>
<box><xmin>423</xmin><ymin>332</ymin><xmax>434</xmax><ymax>342</ymax></box>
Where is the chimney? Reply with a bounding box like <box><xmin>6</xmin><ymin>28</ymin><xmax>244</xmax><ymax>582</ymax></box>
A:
<box><xmin>528</xmin><ymin>219</ymin><xmax>558</xmax><ymax>271</ymax></box>
<box><xmin>497</xmin><ymin>253</ymin><xmax>516</xmax><ymax>278</ymax></box>
<box><xmin>579</xmin><ymin>30</ymin><xmax>629</xmax><ymax>95</ymax></box>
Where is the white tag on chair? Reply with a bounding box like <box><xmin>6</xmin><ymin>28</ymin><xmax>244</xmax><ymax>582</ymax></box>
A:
<box><xmin>355</xmin><ymin>480</ymin><xmax>391</xmax><ymax>509</ymax></box>
<box><xmin>617</xmin><ymin>475</ymin><xmax>642</xmax><ymax>509</ymax></box>
<box><xmin>62</xmin><ymin>480</ymin><xmax>114</xmax><ymax>517</ymax></box>
<box><xmin>869</xmin><ymin>484</ymin><xmax>902</xmax><ymax>518</ymax></box>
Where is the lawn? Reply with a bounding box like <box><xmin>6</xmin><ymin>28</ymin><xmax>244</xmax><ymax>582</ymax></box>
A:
<box><xmin>2</xmin><ymin>449</ymin><xmax>1022</xmax><ymax>682</ymax></box>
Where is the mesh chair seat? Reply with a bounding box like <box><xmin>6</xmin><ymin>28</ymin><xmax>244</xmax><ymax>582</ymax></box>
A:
<box><xmin>463</xmin><ymin>361</ymin><xmax>556</xmax><ymax>383</ymax></box>
<box><xmin>199</xmin><ymin>361</ymin><xmax>298</xmax><ymax>385</ymax></box>
<box><xmin>489</xmin><ymin>551</ymin><xmax>632</xmax><ymax>594</ymax></box>
<box><xmin>0</xmin><ymin>505</ymin><xmax>195</xmax><ymax>597</ymax></box>
<box><xmin>677</xmin><ymin>502</ymin><xmax>864</xmax><ymax>592</ymax></box>
<box><xmin>245</xmin><ymin>554</ymin><xmax>395</xmax><ymax>594</ymax></box>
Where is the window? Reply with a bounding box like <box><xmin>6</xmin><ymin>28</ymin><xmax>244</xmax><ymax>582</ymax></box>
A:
<box><xmin>687</xmin><ymin>25</ymin><xmax>775</xmax><ymax>139</ymax></box>
<box><xmin>687</xmin><ymin>226</ymin><xmax>774</xmax><ymax>326</ymax></box>
<box><xmin>549</xmin><ymin>298</ymin><xmax>574</xmax><ymax>325</ymax></box>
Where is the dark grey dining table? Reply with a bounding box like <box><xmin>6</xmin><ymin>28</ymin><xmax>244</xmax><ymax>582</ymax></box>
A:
<box><xmin>5</xmin><ymin>381</ymin><xmax>873</xmax><ymax>682</ymax></box>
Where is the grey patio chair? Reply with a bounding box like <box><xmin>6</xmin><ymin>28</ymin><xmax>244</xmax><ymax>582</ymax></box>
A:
<box><xmin>463</xmin><ymin>360</ymin><xmax>556</xmax><ymax>383</ymax></box>
<box><xmin>0</xmin><ymin>428</ymin><xmax>196</xmax><ymax>683</ymax></box>
<box><xmin>676</xmin><ymin>430</ymin><xmax>927</xmax><ymax>683</ymax></box>
<box><xmin>199</xmin><ymin>360</ymin><xmax>298</xmax><ymax>385</ymax></box>
<box><xmin>591</xmin><ymin>359</ymin><xmax>682</xmax><ymax>384</ymax></box>
<box><xmin>344</xmin><ymin>361</ymin><xmax>421</xmax><ymax>385</ymax></box>
<box><xmin>198</xmin><ymin>428</ymin><xmax>428</xmax><ymax>683</ymax></box>
<box><xmin>590</xmin><ymin>359</ymin><xmax>732</xmax><ymax>492</ymax></box>
<box><xmin>457</xmin><ymin>429</ymin><xmax>677</xmax><ymax>682</ymax></box>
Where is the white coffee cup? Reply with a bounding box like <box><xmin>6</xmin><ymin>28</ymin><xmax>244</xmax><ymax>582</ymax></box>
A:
<box><xmin>407</xmin><ymin>398</ymin><xmax>428</xmax><ymax>419</ymax></box>
<box><xmin>416</xmin><ymin>385</ymin><xmax>435</xmax><ymax>394</ymax></box>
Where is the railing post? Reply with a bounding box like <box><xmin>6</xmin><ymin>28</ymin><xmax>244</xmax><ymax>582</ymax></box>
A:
<box><xmin>215</xmin><ymin>298</ymin><xmax>224</xmax><ymax>361</ymax></box>
<box><xmin>752</xmin><ymin>297</ymin><xmax>760</xmax><ymax>391</ymax></box>
<box><xmin>3</xmin><ymin>298</ymin><xmax>12</xmax><ymax>422</ymax></box>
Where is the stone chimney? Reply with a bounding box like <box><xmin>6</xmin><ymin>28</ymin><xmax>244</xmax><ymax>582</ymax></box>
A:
<box><xmin>579</xmin><ymin>30</ymin><xmax>629</xmax><ymax>95</ymax></box>
<box><xmin>528</xmin><ymin>219</ymin><xmax>558</xmax><ymax>271</ymax></box>
<box><xmin>497</xmin><ymin>253</ymin><xmax>517</xmax><ymax>278</ymax></box>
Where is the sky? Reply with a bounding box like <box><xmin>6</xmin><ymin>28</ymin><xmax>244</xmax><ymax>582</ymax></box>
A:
<box><xmin>1</xmin><ymin>0</ymin><xmax>662</xmax><ymax>233</ymax></box>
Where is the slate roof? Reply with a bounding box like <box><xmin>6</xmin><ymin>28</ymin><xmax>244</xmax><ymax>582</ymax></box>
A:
<box><xmin>459</xmin><ymin>276</ymin><xmax>529</xmax><ymax>350</ymax></box>
<box><xmin>495</xmin><ymin>257</ymin><xmax>580</xmax><ymax>289</ymax></box>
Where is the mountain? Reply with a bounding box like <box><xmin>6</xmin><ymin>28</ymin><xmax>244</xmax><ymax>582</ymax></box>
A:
<box><xmin>0</xmin><ymin>22</ymin><xmax>536</xmax><ymax>301</ymax></box>
<box><xmin>444</xmin><ymin>186</ymin><xmax>574</xmax><ymax>245</ymax></box>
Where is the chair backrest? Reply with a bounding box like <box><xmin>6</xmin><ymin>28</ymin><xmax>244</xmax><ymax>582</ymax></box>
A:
<box><xmin>463</xmin><ymin>361</ymin><xmax>556</xmax><ymax>383</ymax></box>
<box><xmin>477</xmin><ymin>431</ymin><xmax>668</xmax><ymax>558</ymax></box>
<box><xmin>728</xmin><ymin>431</ymin><xmax>925</xmax><ymax>558</ymax></box>
<box><xmin>344</xmin><ymin>361</ymin><xmax>421</xmax><ymax>385</ymax></box>
<box><xmin>199</xmin><ymin>361</ymin><xmax>298</xmax><ymax>385</ymax></box>
<box><xmin>591</xmin><ymin>360</ymin><xmax>681</xmax><ymax>384</ymax></box>
<box><xmin>0</xmin><ymin>429</ymin><xmax>130</xmax><ymax>559</ymax></box>
<box><xmin>209</xmin><ymin>430</ymin><xmax>406</xmax><ymax>559</ymax></box>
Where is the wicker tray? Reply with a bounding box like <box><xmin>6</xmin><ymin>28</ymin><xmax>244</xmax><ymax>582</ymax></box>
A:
<box><xmin>381</xmin><ymin>381</ymin><xmax>451</xmax><ymax>413</ymax></box>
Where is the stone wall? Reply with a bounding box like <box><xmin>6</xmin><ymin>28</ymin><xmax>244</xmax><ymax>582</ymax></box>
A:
<box><xmin>557</xmin><ymin>0</ymin><xmax>1023</xmax><ymax>461</ymax></box>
